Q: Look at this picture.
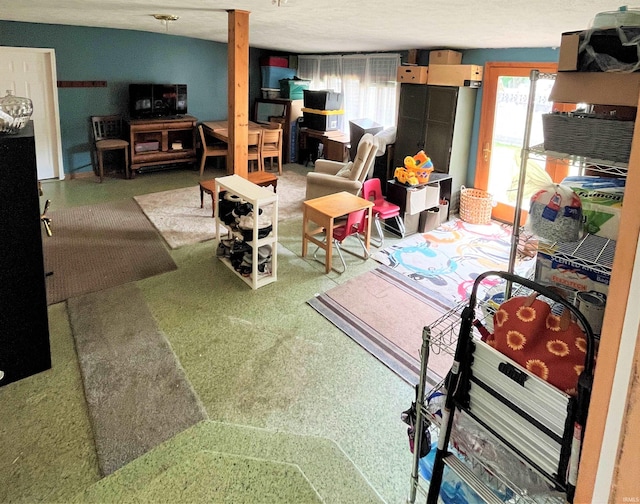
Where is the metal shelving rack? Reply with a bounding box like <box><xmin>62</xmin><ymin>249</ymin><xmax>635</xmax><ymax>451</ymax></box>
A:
<box><xmin>509</xmin><ymin>70</ymin><xmax>623</xmax><ymax>294</ymax></box>
<box><xmin>408</xmin><ymin>68</ymin><xmax>627</xmax><ymax>504</ymax></box>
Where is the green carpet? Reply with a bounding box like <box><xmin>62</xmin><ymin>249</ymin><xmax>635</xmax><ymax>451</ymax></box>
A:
<box><xmin>81</xmin><ymin>450</ymin><xmax>323</xmax><ymax>503</ymax></box>
<box><xmin>74</xmin><ymin>420</ymin><xmax>383</xmax><ymax>503</ymax></box>
<box><xmin>1</xmin><ymin>168</ymin><xmax>414</xmax><ymax>504</ymax></box>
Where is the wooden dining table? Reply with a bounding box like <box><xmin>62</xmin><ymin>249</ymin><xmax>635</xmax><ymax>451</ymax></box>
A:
<box><xmin>201</xmin><ymin>120</ymin><xmax>265</xmax><ymax>143</ymax></box>
<box><xmin>201</xmin><ymin>120</ymin><xmax>278</xmax><ymax>189</ymax></box>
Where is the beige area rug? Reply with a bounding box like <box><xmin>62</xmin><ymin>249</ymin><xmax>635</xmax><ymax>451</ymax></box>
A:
<box><xmin>43</xmin><ymin>199</ymin><xmax>177</xmax><ymax>305</ymax></box>
<box><xmin>134</xmin><ymin>170</ymin><xmax>307</xmax><ymax>249</ymax></box>
<box><xmin>308</xmin><ymin>265</ymin><xmax>454</xmax><ymax>386</ymax></box>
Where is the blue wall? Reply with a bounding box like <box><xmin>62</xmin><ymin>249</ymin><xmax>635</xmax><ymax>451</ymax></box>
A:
<box><xmin>0</xmin><ymin>21</ymin><xmax>268</xmax><ymax>175</ymax></box>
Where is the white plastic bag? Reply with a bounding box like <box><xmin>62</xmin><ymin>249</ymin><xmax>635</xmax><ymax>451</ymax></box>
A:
<box><xmin>527</xmin><ymin>184</ymin><xmax>583</xmax><ymax>243</ymax></box>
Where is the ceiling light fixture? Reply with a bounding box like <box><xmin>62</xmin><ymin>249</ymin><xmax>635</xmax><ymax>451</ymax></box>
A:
<box><xmin>152</xmin><ymin>14</ymin><xmax>179</xmax><ymax>32</ymax></box>
<box><xmin>272</xmin><ymin>0</ymin><xmax>288</xmax><ymax>6</ymax></box>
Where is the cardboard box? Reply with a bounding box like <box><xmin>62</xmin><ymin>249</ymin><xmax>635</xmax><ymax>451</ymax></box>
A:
<box><xmin>559</xmin><ymin>29</ymin><xmax>640</xmax><ymax>72</ymax></box>
<box><xmin>558</xmin><ymin>32</ymin><xmax>582</xmax><ymax>72</ymax></box>
<box><xmin>534</xmin><ymin>234</ymin><xmax>615</xmax><ymax>297</ymax></box>
<box><xmin>549</xmin><ymin>71</ymin><xmax>640</xmax><ymax>107</ymax></box>
<box><xmin>428</xmin><ymin>64</ymin><xmax>483</xmax><ymax>87</ymax></box>
<box><xmin>397</xmin><ymin>65</ymin><xmax>428</xmax><ymax>84</ymax></box>
<box><xmin>535</xmin><ymin>251</ymin><xmax>610</xmax><ymax>297</ymax></box>
<box><xmin>429</xmin><ymin>50</ymin><xmax>462</xmax><ymax>65</ymax></box>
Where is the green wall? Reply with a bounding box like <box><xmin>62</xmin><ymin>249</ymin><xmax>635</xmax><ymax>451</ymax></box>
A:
<box><xmin>0</xmin><ymin>21</ymin><xmax>269</xmax><ymax>176</ymax></box>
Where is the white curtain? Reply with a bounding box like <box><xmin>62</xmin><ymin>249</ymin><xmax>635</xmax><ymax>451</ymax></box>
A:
<box><xmin>297</xmin><ymin>53</ymin><xmax>400</xmax><ymax>134</ymax></box>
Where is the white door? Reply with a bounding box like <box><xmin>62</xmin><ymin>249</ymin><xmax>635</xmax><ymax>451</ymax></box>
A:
<box><xmin>0</xmin><ymin>47</ymin><xmax>63</xmax><ymax>180</ymax></box>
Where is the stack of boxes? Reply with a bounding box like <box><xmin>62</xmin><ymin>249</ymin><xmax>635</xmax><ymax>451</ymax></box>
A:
<box><xmin>301</xmin><ymin>90</ymin><xmax>344</xmax><ymax>131</ymax></box>
<box><xmin>396</xmin><ymin>50</ymin><xmax>483</xmax><ymax>87</ymax></box>
<box><xmin>260</xmin><ymin>56</ymin><xmax>296</xmax><ymax>98</ymax></box>
<box><xmin>260</xmin><ymin>56</ymin><xmax>310</xmax><ymax>100</ymax></box>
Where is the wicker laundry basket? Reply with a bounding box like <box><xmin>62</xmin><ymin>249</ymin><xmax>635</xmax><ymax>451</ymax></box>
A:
<box><xmin>542</xmin><ymin>112</ymin><xmax>634</xmax><ymax>163</ymax></box>
<box><xmin>459</xmin><ymin>186</ymin><xmax>493</xmax><ymax>224</ymax></box>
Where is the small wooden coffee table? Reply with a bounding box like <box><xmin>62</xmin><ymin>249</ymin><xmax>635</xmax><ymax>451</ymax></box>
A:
<box><xmin>200</xmin><ymin>173</ymin><xmax>276</xmax><ymax>218</ymax></box>
<box><xmin>247</xmin><ymin>171</ymin><xmax>277</xmax><ymax>192</ymax></box>
<box><xmin>302</xmin><ymin>191</ymin><xmax>373</xmax><ymax>273</ymax></box>
<box><xmin>199</xmin><ymin>179</ymin><xmax>216</xmax><ymax>217</ymax></box>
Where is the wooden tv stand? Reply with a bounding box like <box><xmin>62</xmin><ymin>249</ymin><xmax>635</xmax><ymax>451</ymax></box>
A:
<box><xmin>127</xmin><ymin>115</ymin><xmax>198</xmax><ymax>175</ymax></box>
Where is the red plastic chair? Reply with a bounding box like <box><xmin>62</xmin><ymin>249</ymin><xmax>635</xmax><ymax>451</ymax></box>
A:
<box><xmin>361</xmin><ymin>178</ymin><xmax>405</xmax><ymax>247</ymax></box>
<box><xmin>314</xmin><ymin>208</ymin><xmax>369</xmax><ymax>273</ymax></box>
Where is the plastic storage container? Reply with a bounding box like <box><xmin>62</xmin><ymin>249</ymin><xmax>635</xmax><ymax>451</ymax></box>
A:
<box><xmin>261</xmin><ymin>66</ymin><xmax>296</xmax><ymax>89</ymax></box>
<box><xmin>259</xmin><ymin>56</ymin><xmax>289</xmax><ymax>68</ymax></box>
<box><xmin>261</xmin><ymin>88</ymin><xmax>281</xmax><ymax>99</ymax></box>
<box><xmin>302</xmin><ymin>108</ymin><xmax>345</xmax><ymax>131</ymax></box>
<box><xmin>279</xmin><ymin>79</ymin><xmax>310</xmax><ymax>99</ymax></box>
<box><xmin>303</xmin><ymin>90</ymin><xmax>344</xmax><ymax>110</ymax></box>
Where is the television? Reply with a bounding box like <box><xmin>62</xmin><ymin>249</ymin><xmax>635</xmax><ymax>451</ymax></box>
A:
<box><xmin>128</xmin><ymin>83</ymin><xmax>188</xmax><ymax>119</ymax></box>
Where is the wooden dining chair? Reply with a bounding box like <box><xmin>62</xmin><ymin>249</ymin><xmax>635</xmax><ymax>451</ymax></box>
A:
<box><xmin>91</xmin><ymin>115</ymin><xmax>130</xmax><ymax>182</ymax></box>
<box><xmin>197</xmin><ymin>124</ymin><xmax>228</xmax><ymax>177</ymax></box>
<box><xmin>260</xmin><ymin>127</ymin><xmax>283</xmax><ymax>175</ymax></box>
<box><xmin>247</xmin><ymin>130</ymin><xmax>262</xmax><ymax>172</ymax></box>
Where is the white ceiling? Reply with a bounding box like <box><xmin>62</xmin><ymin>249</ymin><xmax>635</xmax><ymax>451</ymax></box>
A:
<box><xmin>0</xmin><ymin>0</ymin><xmax>629</xmax><ymax>53</ymax></box>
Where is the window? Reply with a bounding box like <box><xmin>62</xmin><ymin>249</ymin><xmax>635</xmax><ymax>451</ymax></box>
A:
<box><xmin>297</xmin><ymin>53</ymin><xmax>400</xmax><ymax>134</ymax></box>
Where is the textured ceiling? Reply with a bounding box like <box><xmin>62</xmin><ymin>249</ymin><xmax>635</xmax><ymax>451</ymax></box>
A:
<box><xmin>0</xmin><ymin>0</ymin><xmax>628</xmax><ymax>53</ymax></box>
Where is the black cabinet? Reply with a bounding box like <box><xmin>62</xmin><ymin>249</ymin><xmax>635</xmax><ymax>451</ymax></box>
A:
<box><xmin>0</xmin><ymin>122</ymin><xmax>51</xmax><ymax>387</ymax></box>
<box><xmin>394</xmin><ymin>84</ymin><xmax>477</xmax><ymax>209</ymax></box>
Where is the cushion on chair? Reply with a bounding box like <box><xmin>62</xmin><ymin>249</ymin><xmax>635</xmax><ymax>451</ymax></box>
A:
<box><xmin>336</xmin><ymin>161</ymin><xmax>354</xmax><ymax>178</ymax></box>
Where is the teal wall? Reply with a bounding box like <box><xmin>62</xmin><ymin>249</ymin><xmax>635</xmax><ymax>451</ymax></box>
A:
<box><xmin>1</xmin><ymin>20</ymin><xmax>561</xmax><ymax>182</ymax></box>
<box><xmin>414</xmin><ymin>47</ymin><xmax>561</xmax><ymax>186</ymax></box>
<box><xmin>0</xmin><ymin>21</ymin><xmax>268</xmax><ymax>176</ymax></box>
<box><xmin>461</xmin><ymin>48</ymin><xmax>561</xmax><ymax>185</ymax></box>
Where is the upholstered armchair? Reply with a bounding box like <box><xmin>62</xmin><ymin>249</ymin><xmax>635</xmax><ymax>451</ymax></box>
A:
<box><xmin>305</xmin><ymin>133</ymin><xmax>378</xmax><ymax>200</ymax></box>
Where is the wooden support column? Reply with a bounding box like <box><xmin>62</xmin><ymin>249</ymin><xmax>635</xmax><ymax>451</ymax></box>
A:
<box><xmin>227</xmin><ymin>9</ymin><xmax>250</xmax><ymax>178</ymax></box>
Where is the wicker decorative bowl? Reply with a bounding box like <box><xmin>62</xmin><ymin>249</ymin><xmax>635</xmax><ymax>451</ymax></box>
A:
<box><xmin>0</xmin><ymin>90</ymin><xmax>33</xmax><ymax>134</ymax></box>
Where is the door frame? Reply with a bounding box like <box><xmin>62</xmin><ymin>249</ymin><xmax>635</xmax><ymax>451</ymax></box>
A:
<box><xmin>0</xmin><ymin>47</ymin><xmax>64</xmax><ymax>180</ymax></box>
<box><xmin>473</xmin><ymin>62</ymin><xmax>559</xmax><ymax>223</ymax></box>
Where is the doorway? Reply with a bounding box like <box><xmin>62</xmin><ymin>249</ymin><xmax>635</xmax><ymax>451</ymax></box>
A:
<box><xmin>0</xmin><ymin>47</ymin><xmax>64</xmax><ymax>180</ymax></box>
<box><xmin>473</xmin><ymin>62</ymin><xmax>560</xmax><ymax>224</ymax></box>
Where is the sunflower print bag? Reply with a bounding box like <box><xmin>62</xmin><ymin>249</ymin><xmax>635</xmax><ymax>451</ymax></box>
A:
<box><xmin>484</xmin><ymin>292</ymin><xmax>587</xmax><ymax>395</ymax></box>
